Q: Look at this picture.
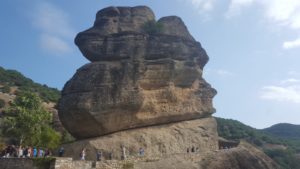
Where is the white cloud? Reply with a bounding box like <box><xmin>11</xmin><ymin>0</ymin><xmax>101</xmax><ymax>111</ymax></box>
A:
<box><xmin>288</xmin><ymin>71</ymin><xmax>300</xmax><ymax>77</ymax></box>
<box><xmin>189</xmin><ymin>0</ymin><xmax>215</xmax><ymax>12</ymax></box>
<box><xmin>204</xmin><ymin>68</ymin><xmax>234</xmax><ymax>78</ymax></box>
<box><xmin>280</xmin><ymin>78</ymin><xmax>300</xmax><ymax>84</ymax></box>
<box><xmin>216</xmin><ymin>69</ymin><xmax>234</xmax><ymax>77</ymax></box>
<box><xmin>262</xmin><ymin>0</ymin><xmax>300</xmax><ymax>29</ymax></box>
<box><xmin>40</xmin><ymin>34</ymin><xmax>72</xmax><ymax>54</ymax></box>
<box><xmin>226</xmin><ymin>0</ymin><xmax>300</xmax><ymax>49</ymax></box>
<box><xmin>31</xmin><ymin>1</ymin><xmax>74</xmax><ymax>55</ymax></box>
<box><xmin>225</xmin><ymin>0</ymin><xmax>255</xmax><ymax>18</ymax></box>
<box><xmin>260</xmin><ymin>78</ymin><xmax>300</xmax><ymax>103</ymax></box>
<box><xmin>283</xmin><ymin>38</ymin><xmax>300</xmax><ymax>49</ymax></box>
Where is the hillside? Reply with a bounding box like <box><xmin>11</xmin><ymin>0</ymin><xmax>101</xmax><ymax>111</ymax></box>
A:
<box><xmin>0</xmin><ymin>66</ymin><xmax>60</xmax><ymax>103</ymax></box>
<box><xmin>216</xmin><ymin>117</ymin><xmax>300</xmax><ymax>169</ymax></box>
<box><xmin>0</xmin><ymin>66</ymin><xmax>75</xmax><ymax>146</ymax></box>
<box><xmin>263</xmin><ymin>123</ymin><xmax>300</xmax><ymax>140</ymax></box>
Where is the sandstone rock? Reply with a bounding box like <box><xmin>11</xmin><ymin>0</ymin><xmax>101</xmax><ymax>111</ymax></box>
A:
<box><xmin>57</xmin><ymin>6</ymin><xmax>281</xmax><ymax>169</ymax></box>
<box><xmin>158</xmin><ymin>16</ymin><xmax>195</xmax><ymax>41</ymax></box>
<box><xmin>61</xmin><ymin>117</ymin><xmax>218</xmax><ymax>160</ymax></box>
<box><xmin>59</xmin><ymin>6</ymin><xmax>216</xmax><ymax>139</ymax></box>
<box><xmin>199</xmin><ymin>142</ymin><xmax>281</xmax><ymax>169</ymax></box>
<box><xmin>134</xmin><ymin>142</ymin><xmax>281</xmax><ymax>169</ymax></box>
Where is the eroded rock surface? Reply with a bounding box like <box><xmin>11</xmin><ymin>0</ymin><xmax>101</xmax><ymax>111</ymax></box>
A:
<box><xmin>59</xmin><ymin>6</ymin><xmax>216</xmax><ymax>139</ymax></box>
<box><xmin>62</xmin><ymin>117</ymin><xmax>218</xmax><ymax>160</ymax></box>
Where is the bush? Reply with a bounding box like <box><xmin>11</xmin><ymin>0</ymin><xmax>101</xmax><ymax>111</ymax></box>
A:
<box><xmin>142</xmin><ymin>20</ymin><xmax>164</xmax><ymax>34</ymax></box>
<box><xmin>264</xmin><ymin>149</ymin><xmax>300</xmax><ymax>169</ymax></box>
<box><xmin>0</xmin><ymin>99</ymin><xmax>5</xmax><ymax>108</ymax></box>
<box><xmin>1</xmin><ymin>85</ymin><xmax>10</xmax><ymax>93</ymax></box>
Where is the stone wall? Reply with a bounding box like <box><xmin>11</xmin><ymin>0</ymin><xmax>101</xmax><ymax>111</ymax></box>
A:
<box><xmin>50</xmin><ymin>158</ymin><xmax>95</xmax><ymax>169</ymax></box>
<box><xmin>0</xmin><ymin>158</ymin><xmax>49</xmax><ymax>169</ymax></box>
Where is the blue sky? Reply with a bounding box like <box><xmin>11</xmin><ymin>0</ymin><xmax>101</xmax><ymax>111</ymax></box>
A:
<box><xmin>1</xmin><ymin>0</ymin><xmax>300</xmax><ymax>128</ymax></box>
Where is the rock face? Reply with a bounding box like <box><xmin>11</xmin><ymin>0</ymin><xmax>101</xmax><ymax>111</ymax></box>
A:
<box><xmin>58</xmin><ymin>6</ymin><xmax>280</xmax><ymax>169</ymax></box>
<box><xmin>62</xmin><ymin>117</ymin><xmax>218</xmax><ymax>160</ymax></box>
<box><xmin>133</xmin><ymin>142</ymin><xmax>281</xmax><ymax>169</ymax></box>
<box><xmin>59</xmin><ymin>6</ymin><xmax>216</xmax><ymax>139</ymax></box>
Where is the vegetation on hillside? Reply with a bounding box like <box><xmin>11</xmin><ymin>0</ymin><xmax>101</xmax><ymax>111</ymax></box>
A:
<box><xmin>2</xmin><ymin>92</ymin><xmax>61</xmax><ymax>149</ymax></box>
<box><xmin>0</xmin><ymin>66</ymin><xmax>60</xmax><ymax>103</ymax></box>
<box><xmin>216</xmin><ymin>117</ymin><xmax>300</xmax><ymax>169</ymax></box>
<box><xmin>0</xmin><ymin>99</ymin><xmax>5</xmax><ymax>109</ymax></box>
<box><xmin>263</xmin><ymin>123</ymin><xmax>300</xmax><ymax>140</ymax></box>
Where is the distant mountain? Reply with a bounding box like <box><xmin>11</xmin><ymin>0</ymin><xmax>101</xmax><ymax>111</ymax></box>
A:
<box><xmin>0</xmin><ymin>66</ymin><xmax>60</xmax><ymax>103</ymax></box>
<box><xmin>216</xmin><ymin>117</ymin><xmax>300</xmax><ymax>169</ymax></box>
<box><xmin>263</xmin><ymin>123</ymin><xmax>300</xmax><ymax>140</ymax></box>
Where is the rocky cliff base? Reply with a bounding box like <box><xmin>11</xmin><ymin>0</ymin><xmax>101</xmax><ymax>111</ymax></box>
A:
<box><xmin>60</xmin><ymin>141</ymin><xmax>280</xmax><ymax>169</ymax></box>
<box><xmin>62</xmin><ymin>117</ymin><xmax>218</xmax><ymax>160</ymax></box>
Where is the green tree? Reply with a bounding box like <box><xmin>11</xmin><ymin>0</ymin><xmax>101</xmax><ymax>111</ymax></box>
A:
<box><xmin>3</xmin><ymin>92</ymin><xmax>61</xmax><ymax>148</ymax></box>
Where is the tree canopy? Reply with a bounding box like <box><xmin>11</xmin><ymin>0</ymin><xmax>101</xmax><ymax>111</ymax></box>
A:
<box><xmin>2</xmin><ymin>92</ymin><xmax>61</xmax><ymax>149</ymax></box>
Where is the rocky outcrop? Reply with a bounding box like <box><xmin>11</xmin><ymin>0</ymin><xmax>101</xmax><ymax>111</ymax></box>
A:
<box><xmin>57</xmin><ymin>5</ymin><xmax>281</xmax><ymax>169</ymax></box>
<box><xmin>62</xmin><ymin>117</ymin><xmax>218</xmax><ymax>160</ymax></box>
<box><xmin>134</xmin><ymin>142</ymin><xmax>281</xmax><ymax>169</ymax></box>
<box><xmin>59</xmin><ymin>6</ymin><xmax>216</xmax><ymax>139</ymax></box>
<box><xmin>199</xmin><ymin>142</ymin><xmax>281</xmax><ymax>169</ymax></box>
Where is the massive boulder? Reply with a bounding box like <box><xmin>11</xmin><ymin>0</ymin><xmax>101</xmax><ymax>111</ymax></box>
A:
<box><xmin>59</xmin><ymin>6</ymin><xmax>216</xmax><ymax>139</ymax></box>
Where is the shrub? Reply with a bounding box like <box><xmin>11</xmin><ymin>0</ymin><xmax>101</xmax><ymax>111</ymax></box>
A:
<box><xmin>1</xmin><ymin>85</ymin><xmax>10</xmax><ymax>93</ymax></box>
<box><xmin>0</xmin><ymin>99</ymin><xmax>5</xmax><ymax>108</ymax></box>
<box><xmin>142</xmin><ymin>20</ymin><xmax>164</xmax><ymax>34</ymax></box>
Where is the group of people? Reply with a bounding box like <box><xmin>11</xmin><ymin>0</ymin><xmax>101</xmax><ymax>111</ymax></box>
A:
<box><xmin>60</xmin><ymin>146</ymin><xmax>145</xmax><ymax>161</ymax></box>
<box><xmin>187</xmin><ymin>146</ymin><xmax>199</xmax><ymax>153</ymax></box>
<box><xmin>1</xmin><ymin>144</ymin><xmax>145</xmax><ymax>161</ymax></box>
<box><xmin>1</xmin><ymin>145</ymin><xmax>52</xmax><ymax>158</ymax></box>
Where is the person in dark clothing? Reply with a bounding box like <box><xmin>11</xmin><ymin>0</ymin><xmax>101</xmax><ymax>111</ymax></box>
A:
<box><xmin>58</xmin><ymin>147</ymin><xmax>64</xmax><ymax>157</ymax></box>
<box><xmin>108</xmin><ymin>152</ymin><xmax>113</xmax><ymax>160</ymax></box>
<box><xmin>96</xmin><ymin>150</ymin><xmax>102</xmax><ymax>161</ymax></box>
<box><xmin>191</xmin><ymin>146</ymin><xmax>195</xmax><ymax>153</ymax></box>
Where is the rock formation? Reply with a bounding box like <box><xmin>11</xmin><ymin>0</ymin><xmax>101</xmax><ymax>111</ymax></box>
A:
<box><xmin>58</xmin><ymin>6</ymin><xmax>280</xmax><ymax>169</ymax></box>
<box><xmin>59</xmin><ymin>6</ymin><xmax>216</xmax><ymax>139</ymax></box>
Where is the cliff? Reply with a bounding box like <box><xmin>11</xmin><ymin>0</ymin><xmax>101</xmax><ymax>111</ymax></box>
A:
<box><xmin>58</xmin><ymin>6</ymin><xmax>280</xmax><ymax>169</ymax></box>
<box><xmin>58</xmin><ymin>6</ymin><xmax>216</xmax><ymax>139</ymax></box>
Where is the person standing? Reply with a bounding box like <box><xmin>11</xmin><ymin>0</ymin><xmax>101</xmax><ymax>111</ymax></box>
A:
<box><xmin>80</xmin><ymin>148</ymin><xmax>86</xmax><ymax>160</ymax></box>
<box><xmin>139</xmin><ymin>147</ymin><xmax>144</xmax><ymax>156</ymax></box>
<box><xmin>121</xmin><ymin>145</ymin><xmax>126</xmax><ymax>160</ymax></box>
<box><xmin>58</xmin><ymin>147</ymin><xmax>64</xmax><ymax>157</ymax></box>
<box><xmin>96</xmin><ymin>150</ymin><xmax>102</xmax><ymax>161</ymax></box>
<box><xmin>33</xmin><ymin>147</ymin><xmax>37</xmax><ymax>157</ymax></box>
<box><xmin>18</xmin><ymin>146</ymin><xmax>23</xmax><ymax>158</ymax></box>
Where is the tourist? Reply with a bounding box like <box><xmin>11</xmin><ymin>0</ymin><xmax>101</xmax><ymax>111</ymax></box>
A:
<box><xmin>121</xmin><ymin>145</ymin><xmax>126</xmax><ymax>160</ymax></box>
<box><xmin>23</xmin><ymin>147</ymin><xmax>28</xmax><ymax>158</ymax></box>
<box><xmin>18</xmin><ymin>146</ymin><xmax>23</xmax><ymax>158</ymax></box>
<box><xmin>58</xmin><ymin>147</ymin><xmax>64</xmax><ymax>157</ymax></box>
<box><xmin>96</xmin><ymin>150</ymin><xmax>102</xmax><ymax>161</ymax></box>
<box><xmin>187</xmin><ymin>148</ymin><xmax>190</xmax><ymax>153</ymax></box>
<box><xmin>39</xmin><ymin>148</ymin><xmax>44</xmax><ymax>157</ymax></box>
<box><xmin>27</xmin><ymin>147</ymin><xmax>32</xmax><ymax>158</ymax></box>
<box><xmin>191</xmin><ymin>146</ymin><xmax>195</xmax><ymax>153</ymax></box>
<box><xmin>108</xmin><ymin>152</ymin><xmax>113</xmax><ymax>160</ymax></box>
<box><xmin>80</xmin><ymin>148</ymin><xmax>86</xmax><ymax>160</ymax></box>
<box><xmin>33</xmin><ymin>147</ymin><xmax>37</xmax><ymax>157</ymax></box>
<box><xmin>44</xmin><ymin>149</ymin><xmax>50</xmax><ymax>157</ymax></box>
<box><xmin>139</xmin><ymin>147</ymin><xmax>144</xmax><ymax>156</ymax></box>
